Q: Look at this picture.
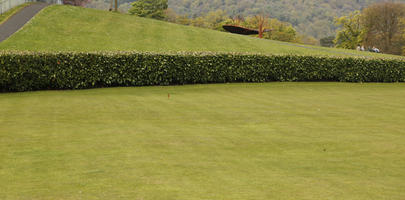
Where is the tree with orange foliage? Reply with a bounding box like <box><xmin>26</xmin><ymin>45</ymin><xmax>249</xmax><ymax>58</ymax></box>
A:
<box><xmin>255</xmin><ymin>14</ymin><xmax>268</xmax><ymax>38</ymax></box>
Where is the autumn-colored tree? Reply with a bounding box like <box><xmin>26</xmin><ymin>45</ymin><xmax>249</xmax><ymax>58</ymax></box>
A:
<box><xmin>361</xmin><ymin>2</ymin><xmax>405</xmax><ymax>55</ymax></box>
<box><xmin>255</xmin><ymin>14</ymin><xmax>268</xmax><ymax>38</ymax></box>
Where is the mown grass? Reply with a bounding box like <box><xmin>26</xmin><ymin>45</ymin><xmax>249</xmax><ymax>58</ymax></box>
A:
<box><xmin>0</xmin><ymin>2</ymin><xmax>32</xmax><ymax>25</ymax></box>
<box><xmin>0</xmin><ymin>5</ymin><xmax>403</xmax><ymax>59</ymax></box>
<box><xmin>0</xmin><ymin>83</ymin><xmax>404</xmax><ymax>199</ymax></box>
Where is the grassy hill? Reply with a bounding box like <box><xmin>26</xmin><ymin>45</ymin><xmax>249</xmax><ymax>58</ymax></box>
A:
<box><xmin>0</xmin><ymin>5</ymin><xmax>402</xmax><ymax>59</ymax></box>
<box><xmin>1</xmin><ymin>83</ymin><xmax>405</xmax><ymax>199</ymax></box>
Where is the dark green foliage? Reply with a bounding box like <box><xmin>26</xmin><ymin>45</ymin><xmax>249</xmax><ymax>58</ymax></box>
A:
<box><xmin>129</xmin><ymin>0</ymin><xmax>168</xmax><ymax>20</ymax></box>
<box><xmin>320</xmin><ymin>36</ymin><xmax>336</xmax><ymax>47</ymax></box>
<box><xmin>1</xmin><ymin>51</ymin><xmax>404</xmax><ymax>92</ymax></box>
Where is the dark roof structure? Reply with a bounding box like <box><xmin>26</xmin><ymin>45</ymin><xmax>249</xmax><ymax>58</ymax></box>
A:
<box><xmin>222</xmin><ymin>25</ymin><xmax>259</xmax><ymax>35</ymax></box>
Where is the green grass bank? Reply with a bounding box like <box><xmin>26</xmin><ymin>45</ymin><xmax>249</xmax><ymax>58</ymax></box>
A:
<box><xmin>0</xmin><ymin>5</ymin><xmax>403</xmax><ymax>59</ymax></box>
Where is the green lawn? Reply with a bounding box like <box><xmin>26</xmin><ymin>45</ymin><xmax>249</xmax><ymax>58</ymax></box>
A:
<box><xmin>0</xmin><ymin>83</ymin><xmax>404</xmax><ymax>199</ymax></box>
<box><xmin>0</xmin><ymin>5</ymin><xmax>403</xmax><ymax>59</ymax></box>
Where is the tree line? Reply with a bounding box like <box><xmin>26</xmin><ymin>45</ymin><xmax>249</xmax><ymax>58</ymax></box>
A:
<box><xmin>332</xmin><ymin>2</ymin><xmax>405</xmax><ymax>55</ymax></box>
<box><xmin>168</xmin><ymin>0</ymin><xmax>387</xmax><ymax>40</ymax></box>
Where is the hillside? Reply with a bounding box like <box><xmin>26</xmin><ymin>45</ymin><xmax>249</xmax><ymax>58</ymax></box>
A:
<box><xmin>1</xmin><ymin>5</ymin><xmax>402</xmax><ymax>59</ymax></box>
<box><xmin>169</xmin><ymin>0</ymin><xmax>404</xmax><ymax>39</ymax></box>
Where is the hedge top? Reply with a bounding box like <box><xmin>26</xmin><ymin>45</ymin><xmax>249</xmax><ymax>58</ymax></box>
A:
<box><xmin>1</xmin><ymin>50</ymin><xmax>405</xmax><ymax>61</ymax></box>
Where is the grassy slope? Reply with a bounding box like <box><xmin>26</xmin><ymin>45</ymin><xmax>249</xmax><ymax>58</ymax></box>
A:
<box><xmin>0</xmin><ymin>5</ymin><xmax>402</xmax><ymax>59</ymax></box>
<box><xmin>0</xmin><ymin>3</ymin><xmax>31</xmax><ymax>25</ymax></box>
<box><xmin>0</xmin><ymin>83</ymin><xmax>404</xmax><ymax>199</ymax></box>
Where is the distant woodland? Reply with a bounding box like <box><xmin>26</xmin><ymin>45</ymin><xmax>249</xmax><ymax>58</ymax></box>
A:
<box><xmin>168</xmin><ymin>0</ymin><xmax>405</xmax><ymax>39</ymax></box>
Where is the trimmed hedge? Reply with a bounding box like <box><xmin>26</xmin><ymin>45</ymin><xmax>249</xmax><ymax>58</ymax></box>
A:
<box><xmin>1</xmin><ymin>51</ymin><xmax>405</xmax><ymax>92</ymax></box>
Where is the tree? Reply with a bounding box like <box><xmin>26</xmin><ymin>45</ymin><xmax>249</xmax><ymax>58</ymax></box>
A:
<box><xmin>333</xmin><ymin>2</ymin><xmax>405</xmax><ymax>54</ymax></box>
<box><xmin>334</xmin><ymin>11</ymin><xmax>363</xmax><ymax>49</ymax></box>
<box><xmin>203</xmin><ymin>10</ymin><xmax>229</xmax><ymax>31</ymax></box>
<box><xmin>129</xmin><ymin>0</ymin><xmax>168</xmax><ymax>20</ymax></box>
<box><xmin>361</xmin><ymin>2</ymin><xmax>405</xmax><ymax>55</ymax></box>
<box><xmin>255</xmin><ymin>14</ymin><xmax>268</xmax><ymax>38</ymax></box>
<box><xmin>403</xmin><ymin>18</ymin><xmax>405</xmax><ymax>56</ymax></box>
<box><xmin>265</xmin><ymin>19</ymin><xmax>298</xmax><ymax>42</ymax></box>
